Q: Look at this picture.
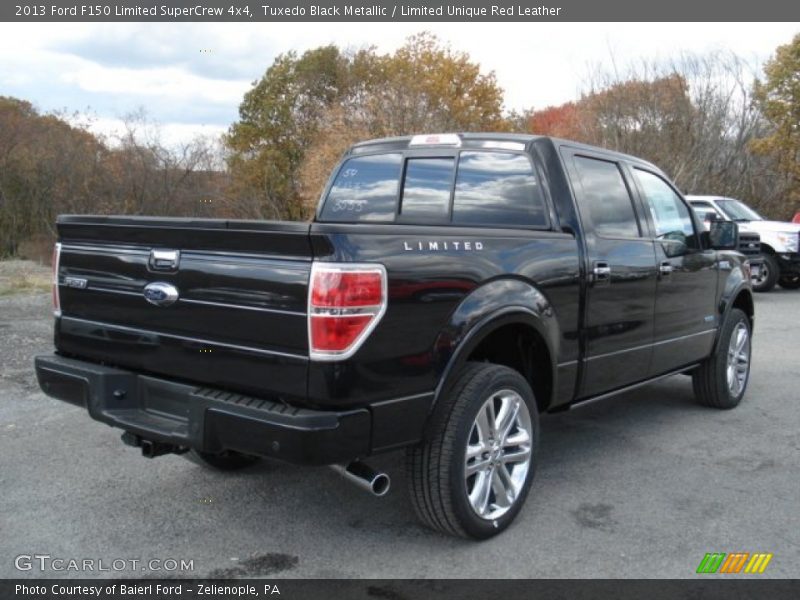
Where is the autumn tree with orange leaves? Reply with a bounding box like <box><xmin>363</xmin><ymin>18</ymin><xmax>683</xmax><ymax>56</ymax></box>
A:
<box><xmin>752</xmin><ymin>33</ymin><xmax>800</xmax><ymax>218</ymax></box>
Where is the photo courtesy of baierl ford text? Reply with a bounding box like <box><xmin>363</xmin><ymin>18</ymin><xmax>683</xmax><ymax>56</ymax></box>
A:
<box><xmin>1</xmin><ymin>1</ymin><xmax>799</xmax><ymax>599</ymax></box>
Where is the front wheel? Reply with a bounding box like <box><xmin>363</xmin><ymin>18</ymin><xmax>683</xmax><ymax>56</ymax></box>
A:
<box><xmin>778</xmin><ymin>274</ymin><xmax>800</xmax><ymax>290</ymax></box>
<box><xmin>692</xmin><ymin>308</ymin><xmax>751</xmax><ymax>409</ymax></box>
<box><xmin>406</xmin><ymin>362</ymin><xmax>539</xmax><ymax>539</ymax></box>
<box><xmin>751</xmin><ymin>254</ymin><xmax>778</xmax><ymax>292</ymax></box>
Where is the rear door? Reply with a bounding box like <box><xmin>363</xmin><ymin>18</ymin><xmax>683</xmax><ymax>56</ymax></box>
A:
<box><xmin>563</xmin><ymin>151</ymin><xmax>658</xmax><ymax>398</ymax></box>
<box><xmin>630</xmin><ymin>169</ymin><xmax>718</xmax><ymax>374</ymax></box>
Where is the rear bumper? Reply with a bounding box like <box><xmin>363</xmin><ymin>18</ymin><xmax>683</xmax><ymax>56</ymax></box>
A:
<box><xmin>34</xmin><ymin>354</ymin><xmax>370</xmax><ymax>465</ymax></box>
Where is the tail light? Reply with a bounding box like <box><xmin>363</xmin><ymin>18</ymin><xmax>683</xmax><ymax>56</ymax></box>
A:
<box><xmin>52</xmin><ymin>242</ymin><xmax>62</xmax><ymax>317</ymax></box>
<box><xmin>308</xmin><ymin>263</ymin><xmax>387</xmax><ymax>360</ymax></box>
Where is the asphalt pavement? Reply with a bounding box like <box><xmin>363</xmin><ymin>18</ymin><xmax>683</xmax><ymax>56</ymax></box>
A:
<box><xmin>1</xmin><ymin>287</ymin><xmax>798</xmax><ymax>579</ymax></box>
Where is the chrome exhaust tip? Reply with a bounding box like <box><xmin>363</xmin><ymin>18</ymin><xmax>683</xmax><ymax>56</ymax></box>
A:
<box><xmin>330</xmin><ymin>461</ymin><xmax>391</xmax><ymax>497</ymax></box>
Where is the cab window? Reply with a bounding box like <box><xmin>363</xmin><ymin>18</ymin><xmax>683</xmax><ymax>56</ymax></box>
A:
<box><xmin>573</xmin><ymin>156</ymin><xmax>641</xmax><ymax>238</ymax></box>
<box><xmin>635</xmin><ymin>169</ymin><xmax>698</xmax><ymax>251</ymax></box>
<box><xmin>452</xmin><ymin>152</ymin><xmax>546</xmax><ymax>227</ymax></box>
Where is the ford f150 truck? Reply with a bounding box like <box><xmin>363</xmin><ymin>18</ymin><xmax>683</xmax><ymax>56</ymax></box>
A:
<box><xmin>687</xmin><ymin>195</ymin><xmax>800</xmax><ymax>292</ymax></box>
<box><xmin>36</xmin><ymin>133</ymin><xmax>754</xmax><ymax>539</ymax></box>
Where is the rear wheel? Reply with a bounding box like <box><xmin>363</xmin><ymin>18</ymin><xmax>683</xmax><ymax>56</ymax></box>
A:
<box><xmin>751</xmin><ymin>254</ymin><xmax>778</xmax><ymax>292</ymax></box>
<box><xmin>778</xmin><ymin>274</ymin><xmax>800</xmax><ymax>290</ymax></box>
<box><xmin>406</xmin><ymin>362</ymin><xmax>539</xmax><ymax>539</ymax></box>
<box><xmin>185</xmin><ymin>449</ymin><xmax>260</xmax><ymax>471</ymax></box>
<box><xmin>692</xmin><ymin>308</ymin><xmax>751</xmax><ymax>409</ymax></box>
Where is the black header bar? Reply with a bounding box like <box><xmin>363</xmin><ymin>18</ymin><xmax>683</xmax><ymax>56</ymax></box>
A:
<box><xmin>3</xmin><ymin>0</ymin><xmax>799</xmax><ymax>22</ymax></box>
<box><xmin>3</xmin><ymin>579</ymin><xmax>800</xmax><ymax>600</ymax></box>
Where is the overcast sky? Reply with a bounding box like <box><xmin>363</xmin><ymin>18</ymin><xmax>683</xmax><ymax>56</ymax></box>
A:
<box><xmin>0</xmin><ymin>22</ymin><xmax>796</xmax><ymax>145</ymax></box>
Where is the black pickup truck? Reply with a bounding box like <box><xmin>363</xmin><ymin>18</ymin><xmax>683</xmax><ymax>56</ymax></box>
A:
<box><xmin>36</xmin><ymin>133</ymin><xmax>754</xmax><ymax>539</ymax></box>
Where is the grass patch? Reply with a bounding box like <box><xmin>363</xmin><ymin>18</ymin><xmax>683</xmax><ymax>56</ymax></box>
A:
<box><xmin>0</xmin><ymin>260</ymin><xmax>52</xmax><ymax>296</ymax></box>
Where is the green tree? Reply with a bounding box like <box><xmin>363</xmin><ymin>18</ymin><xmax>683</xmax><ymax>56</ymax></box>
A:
<box><xmin>226</xmin><ymin>34</ymin><xmax>508</xmax><ymax>220</ymax></box>
<box><xmin>753</xmin><ymin>33</ymin><xmax>800</xmax><ymax>217</ymax></box>
<box><xmin>224</xmin><ymin>46</ymin><xmax>357</xmax><ymax>220</ymax></box>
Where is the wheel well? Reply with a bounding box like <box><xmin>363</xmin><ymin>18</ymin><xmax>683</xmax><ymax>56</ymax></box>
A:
<box><xmin>466</xmin><ymin>323</ymin><xmax>552</xmax><ymax>413</ymax></box>
<box><xmin>732</xmin><ymin>290</ymin><xmax>754</xmax><ymax>329</ymax></box>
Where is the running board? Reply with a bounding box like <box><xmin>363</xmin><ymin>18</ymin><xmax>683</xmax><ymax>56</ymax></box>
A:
<box><xmin>568</xmin><ymin>364</ymin><xmax>701</xmax><ymax>410</ymax></box>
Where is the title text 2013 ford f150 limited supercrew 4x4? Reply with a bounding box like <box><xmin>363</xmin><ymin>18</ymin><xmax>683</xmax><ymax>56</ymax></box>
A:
<box><xmin>35</xmin><ymin>133</ymin><xmax>754</xmax><ymax>539</ymax></box>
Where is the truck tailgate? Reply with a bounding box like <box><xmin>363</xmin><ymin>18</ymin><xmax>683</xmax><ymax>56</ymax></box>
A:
<box><xmin>55</xmin><ymin>216</ymin><xmax>317</xmax><ymax>402</ymax></box>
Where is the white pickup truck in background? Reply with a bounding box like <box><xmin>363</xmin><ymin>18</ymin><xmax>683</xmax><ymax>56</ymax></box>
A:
<box><xmin>688</xmin><ymin>195</ymin><xmax>800</xmax><ymax>292</ymax></box>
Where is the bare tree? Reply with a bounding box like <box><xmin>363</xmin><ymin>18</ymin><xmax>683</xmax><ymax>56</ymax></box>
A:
<box><xmin>575</xmin><ymin>52</ymin><xmax>788</xmax><ymax>216</ymax></box>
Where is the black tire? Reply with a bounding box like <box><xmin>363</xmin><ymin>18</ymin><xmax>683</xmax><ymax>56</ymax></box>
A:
<box><xmin>752</xmin><ymin>254</ymin><xmax>778</xmax><ymax>292</ymax></box>
<box><xmin>778</xmin><ymin>274</ymin><xmax>800</xmax><ymax>290</ymax></box>
<box><xmin>406</xmin><ymin>362</ymin><xmax>539</xmax><ymax>539</ymax></box>
<box><xmin>185</xmin><ymin>449</ymin><xmax>260</xmax><ymax>471</ymax></box>
<box><xmin>692</xmin><ymin>308</ymin><xmax>751</xmax><ymax>409</ymax></box>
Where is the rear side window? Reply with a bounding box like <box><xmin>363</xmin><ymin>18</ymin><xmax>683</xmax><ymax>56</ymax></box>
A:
<box><xmin>400</xmin><ymin>158</ymin><xmax>454</xmax><ymax>219</ymax></box>
<box><xmin>321</xmin><ymin>153</ymin><xmax>402</xmax><ymax>222</ymax></box>
<box><xmin>453</xmin><ymin>152</ymin><xmax>545</xmax><ymax>227</ymax></box>
<box><xmin>573</xmin><ymin>156</ymin><xmax>640</xmax><ymax>238</ymax></box>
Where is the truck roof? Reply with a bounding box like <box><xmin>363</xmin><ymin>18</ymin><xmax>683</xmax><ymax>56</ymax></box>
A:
<box><xmin>348</xmin><ymin>132</ymin><xmax>660</xmax><ymax>171</ymax></box>
<box><xmin>350</xmin><ymin>132</ymin><xmax>545</xmax><ymax>148</ymax></box>
<box><xmin>685</xmin><ymin>195</ymin><xmax>738</xmax><ymax>202</ymax></box>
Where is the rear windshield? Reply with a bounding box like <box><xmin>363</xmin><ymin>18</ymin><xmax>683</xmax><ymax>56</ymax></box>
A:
<box><xmin>320</xmin><ymin>150</ymin><xmax>548</xmax><ymax>228</ymax></box>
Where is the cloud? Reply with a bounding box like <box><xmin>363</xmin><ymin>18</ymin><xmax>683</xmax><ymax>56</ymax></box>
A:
<box><xmin>61</xmin><ymin>63</ymin><xmax>249</xmax><ymax>105</ymax></box>
<box><xmin>0</xmin><ymin>22</ymin><xmax>797</xmax><ymax>145</ymax></box>
<box><xmin>50</xmin><ymin>24</ymin><xmax>277</xmax><ymax>81</ymax></box>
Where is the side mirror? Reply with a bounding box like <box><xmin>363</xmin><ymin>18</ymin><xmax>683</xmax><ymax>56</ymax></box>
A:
<box><xmin>706</xmin><ymin>220</ymin><xmax>738</xmax><ymax>250</ymax></box>
<box><xmin>704</xmin><ymin>212</ymin><xmax>720</xmax><ymax>222</ymax></box>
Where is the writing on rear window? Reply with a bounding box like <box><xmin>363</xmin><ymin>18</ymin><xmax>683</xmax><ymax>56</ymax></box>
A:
<box><xmin>321</xmin><ymin>153</ymin><xmax>402</xmax><ymax>222</ymax></box>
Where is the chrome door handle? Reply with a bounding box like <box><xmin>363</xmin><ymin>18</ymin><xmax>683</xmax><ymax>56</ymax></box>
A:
<box><xmin>659</xmin><ymin>262</ymin><xmax>674</xmax><ymax>276</ymax></box>
<box><xmin>593</xmin><ymin>262</ymin><xmax>611</xmax><ymax>285</ymax></box>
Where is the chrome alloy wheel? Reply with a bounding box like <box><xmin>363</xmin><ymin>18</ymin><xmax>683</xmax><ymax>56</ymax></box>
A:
<box><xmin>752</xmin><ymin>263</ymin><xmax>769</xmax><ymax>286</ymax></box>
<box><xmin>726</xmin><ymin>321</ymin><xmax>750</xmax><ymax>397</ymax></box>
<box><xmin>464</xmin><ymin>389</ymin><xmax>532</xmax><ymax>520</ymax></box>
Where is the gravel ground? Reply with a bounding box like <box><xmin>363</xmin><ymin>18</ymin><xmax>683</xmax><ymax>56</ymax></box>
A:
<box><xmin>1</xmin><ymin>264</ymin><xmax>798</xmax><ymax>579</ymax></box>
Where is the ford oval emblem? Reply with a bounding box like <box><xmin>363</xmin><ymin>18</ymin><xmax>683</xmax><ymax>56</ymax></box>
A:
<box><xmin>143</xmin><ymin>282</ymin><xmax>179</xmax><ymax>307</ymax></box>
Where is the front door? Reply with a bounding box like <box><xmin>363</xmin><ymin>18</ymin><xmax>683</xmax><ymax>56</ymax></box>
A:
<box><xmin>631</xmin><ymin>168</ymin><xmax>719</xmax><ymax>375</ymax></box>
